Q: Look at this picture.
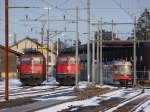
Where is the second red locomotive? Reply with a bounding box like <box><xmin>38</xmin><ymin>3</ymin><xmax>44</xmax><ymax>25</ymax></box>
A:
<box><xmin>56</xmin><ymin>56</ymin><xmax>80</xmax><ymax>85</ymax></box>
<box><xmin>18</xmin><ymin>49</ymin><xmax>46</xmax><ymax>85</ymax></box>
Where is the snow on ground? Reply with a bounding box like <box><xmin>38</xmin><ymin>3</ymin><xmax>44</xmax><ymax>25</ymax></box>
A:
<box><xmin>100</xmin><ymin>88</ymin><xmax>141</xmax><ymax>101</ymax></box>
<box><xmin>0</xmin><ymin>78</ymin><xmax>74</xmax><ymax>102</ymax></box>
<box><xmin>42</xmin><ymin>76</ymin><xmax>59</xmax><ymax>85</ymax></box>
<box><xmin>0</xmin><ymin>85</ymin><xmax>74</xmax><ymax>102</ymax></box>
<box><xmin>36</xmin><ymin>88</ymin><xmax>142</xmax><ymax>112</ymax></box>
<box><xmin>36</xmin><ymin>96</ymin><xmax>101</xmax><ymax>112</ymax></box>
<box><xmin>105</xmin><ymin>89</ymin><xmax>150</xmax><ymax>112</ymax></box>
<box><xmin>78</xmin><ymin>81</ymin><xmax>90</xmax><ymax>89</ymax></box>
<box><xmin>96</xmin><ymin>84</ymin><xmax>118</xmax><ymax>89</ymax></box>
<box><xmin>134</xmin><ymin>99</ymin><xmax>150</xmax><ymax>112</ymax></box>
<box><xmin>0</xmin><ymin>79</ymin><xmax>22</xmax><ymax>90</ymax></box>
<box><xmin>1</xmin><ymin>79</ymin><xmax>148</xmax><ymax>112</ymax></box>
<box><xmin>133</xmin><ymin>89</ymin><xmax>150</xmax><ymax>112</ymax></box>
<box><xmin>0</xmin><ymin>79</ymin><xmax>22</xmax><ymax>87</ymax></box>
<box><xmin>35</xmin><ymin>95</ymin><xmax>76</xmax><ymax>101</ymax></box>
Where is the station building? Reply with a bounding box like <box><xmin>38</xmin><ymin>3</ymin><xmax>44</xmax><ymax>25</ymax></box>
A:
<box><xmin>0</xmin><ymin>45</ymin><xmax>22</xmax><ymax>79</ymax></box>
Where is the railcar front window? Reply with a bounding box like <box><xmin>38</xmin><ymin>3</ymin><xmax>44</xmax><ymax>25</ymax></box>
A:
<box><xmin>22</xmin><ymin>58</ymin><xmax>30</xmax><ymax>64</ymax></box>
<box><xmin>33</xmin><ymin>57</ymin><xmax>41</xmax><ymax>64</ymax></box>
<box><xmin>114</xmin><ymin>66</ymin><xmax>132</xmax><ymax>75</ymax></box>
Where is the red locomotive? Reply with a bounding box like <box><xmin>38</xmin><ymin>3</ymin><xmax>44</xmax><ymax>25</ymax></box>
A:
<box><xmin>18</xmin><ymin>49</ymin><xmax>46</xmax><ymax>85</ymax></box>
<box><xmin>56</xmin><ymin>56</ymin><xmax>80</xmax><ymax>85</ymax></box>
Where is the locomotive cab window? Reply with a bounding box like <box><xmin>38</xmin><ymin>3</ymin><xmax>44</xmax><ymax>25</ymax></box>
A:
<box><xmin>33</xmin><ymin>57</ymin><xmax>41</xmax><ymax>64</ymax></box>
<box><xmin>69</xmin><ymin>57</ymin><xmax>76</xmax><ymax>64</ymax></box>
<box><xmin>22</xmin><ymin>58</ymin><xmax>30</xmax><ymax>64</ymax></box>
<box><xmin>58</xmin><ymin>57</ymin><xmax>67</xmax><ymax>64</ymax></box>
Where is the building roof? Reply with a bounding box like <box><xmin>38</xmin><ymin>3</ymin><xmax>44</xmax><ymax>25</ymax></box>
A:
<box><xmin>10</xmin><ymin>37</ymin><xmax>56</xmax><ymax>55</ymax></box>
<box><xmin>10</xmin><ymin>37</ymin><xmax>41</xmax><ymax>47</ymax></box>
<box><xmin>60</xmin><ymin>40</ymin><xmax>150</xmax><ymax>54</ymax></box>
<box><xmin>0</xmin><ymin>44</ymin><xmax>22</xmax><ymax>56</ymax></box>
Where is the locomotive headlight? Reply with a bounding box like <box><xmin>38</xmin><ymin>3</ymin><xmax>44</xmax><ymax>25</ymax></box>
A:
<box><xmin>67</xmin><ymin>66</ymin><xmax>71</xmax><ymax>72</ymax></box>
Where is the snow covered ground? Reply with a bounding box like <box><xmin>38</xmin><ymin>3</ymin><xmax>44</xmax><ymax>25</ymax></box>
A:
<box><xmin>36</xmin><ymin>88</ymin><xmax>144</xmax><ymax>112</ymax></box>
<box><xmin>1</xmin><ymin>79</ymin><xmax>150</xmax><ymax>112</ymax></box>
<box><xmin>134</xmin><ymin>89</ymin><xmax>150</xmax><ymax>112</ymax></box>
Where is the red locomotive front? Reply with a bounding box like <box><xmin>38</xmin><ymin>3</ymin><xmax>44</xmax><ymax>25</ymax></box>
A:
<box><xmin>56</xmin><ymin>56</ymin><xmax>80</xmax><ymax>85</ymax></box>
<box><xmin>18</xmin><ymin>49</ymin><xmax>46</xmax><ymax>85</ymax></box>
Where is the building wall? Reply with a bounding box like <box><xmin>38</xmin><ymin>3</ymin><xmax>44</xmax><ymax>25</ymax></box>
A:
<box><xmin>11</xmin><ymin>39</ymin><xmax>38</xmax><ymax>53</ymax></box>
<box><xmin>0</xmin><ymin>48</ymin><xmax>18</xmax><ymax>79</ymax></box>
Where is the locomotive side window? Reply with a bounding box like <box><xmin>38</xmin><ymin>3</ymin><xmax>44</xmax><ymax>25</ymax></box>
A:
<box><xmin>22</xmin><ymin>58</ymin><xmax>30</xmax><ymax>64</ymax></box>
<box><xmin>33</xmin><ymin>57</ymin><xmax>41</xmax><ymax>64</ymax></box>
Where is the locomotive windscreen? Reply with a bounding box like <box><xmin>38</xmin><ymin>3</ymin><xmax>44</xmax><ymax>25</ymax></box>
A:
<box><xmin>22</xmin><ymin>58</ymin><xmax>30</xmax><ymax>64</ymax></box>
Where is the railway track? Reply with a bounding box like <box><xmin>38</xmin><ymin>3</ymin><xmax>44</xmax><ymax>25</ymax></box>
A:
<box><xmin>54</xmin><ymin>88</ymin><xmax>144</xmax><ymax>112</ymax></box>
<box><xmin>0</xmin><ymin>85</ymin><xmax>56</xmax><ymax>95</ymax></box>
<box><xmin>129</xmin><ymin>96</ymin><xmax>150</xmax><ymax>112</ymax></box>
<box><xmin>104</xmin><ymin>90</ymin><xmax>144</xmax><ymax>112</ymax></box>
<box><xmin>0</xmin><ymin>86</ymin><xmax>73</xmax><ymax>101</ymax></box>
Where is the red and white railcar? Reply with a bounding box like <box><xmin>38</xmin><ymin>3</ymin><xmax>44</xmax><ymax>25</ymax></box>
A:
<box><xmin>112</xmin><ymin>61</ymin><xmax>133</xmax><ymax>85</ymax></box>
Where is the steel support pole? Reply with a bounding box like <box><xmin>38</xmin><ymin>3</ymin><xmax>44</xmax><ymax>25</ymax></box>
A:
<box><xmin>46</xmin><ymin>31</ymin><xmax>49</xmax><ymax>82</ymax></box>
<box><xmin>46</xmin><ymin>8</ymin><xmax>50</xmax><ymax>82</ymax></box>
<box><xmin>75</xmin><ymin>6</ymin><xmax>79</xmax><ymax>88</ymax></box>
<box><xmin>100</xmin><ymin>18</ymin><xmax>103</xmax><ymax>85</ymax></box>
<box><xmin>87</xmin><ymin>0</ymin><xmax>91</xmax><ymax>83</ymax></box>
<box><xmin>92</xmin><ymin>32</ymin><xmax>95</xmax><ymax>84</ymax></box>
<box><xmin>112</xmin><ymin>20</ymin><xmax>114</xmax><ymax>40</ymax></box>
<box><xmin>57</xmin><ymin>37</ymin><xmax>59</xmax><ymax>56</ymax></box>
<box><xmin>96</xmin><ymin>22</ymin><xmax>100</xmax><ymax>83</ymax></box>
<box><xmin>5</xmin><ymin>0</ymin><xmax>9</xmax><ymax>101</ymax></box>
<box><xmin>133</xmin><ymin>17</ymin><xmax>137</xmax><ymax>86</ymax></box>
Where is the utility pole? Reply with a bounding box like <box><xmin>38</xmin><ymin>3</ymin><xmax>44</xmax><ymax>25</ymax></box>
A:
<box><xmin>5</xmin><ymin>0</ymin><xmax>9</xmax><ymax>101</ymax></box>
<box><xmin>112</xmin><ymin>20</ymin><xmax>114</xmax><ymax>40</ymax></box>
<box><xmin>92</xmin><ymin>30</ymin><xmax>95</xmax><ymax>84</ymax></box>
<box><xmin>100</xmin><ymin>18</ymin><xmax>103</xmax><ymax>86</ymax></box>
<box><xmin>87</xmin><ymin>0</ymin><xmax>91</xmax><ymax>83</ymax></box>
<box><xmin>57</xmin><ymin>37</ymin><xmax>59</xmax><ymax>56</ymax></box>
<box><xmin>46</xmin><ymin>8</ymin><xmax>50</xmax><ymax>82</ymax></box>
<box><xmin>133</xmin><ymin>17</ymin><xmax>137</xmax><ymax>86</ymax></box>
<box><xmin>96</xmin><ymin>22</ymin><xmax>100</xmax><ymax>83</ymax></box>
<box><xmin>75</xmin><ymin>6</ymin><xmax>79</xmax><ymax>89</ymax></box>
<box><xmin>40</xmin><ymin>23</ymin><xmax>45</xmax><ymax>46</ymax></box>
